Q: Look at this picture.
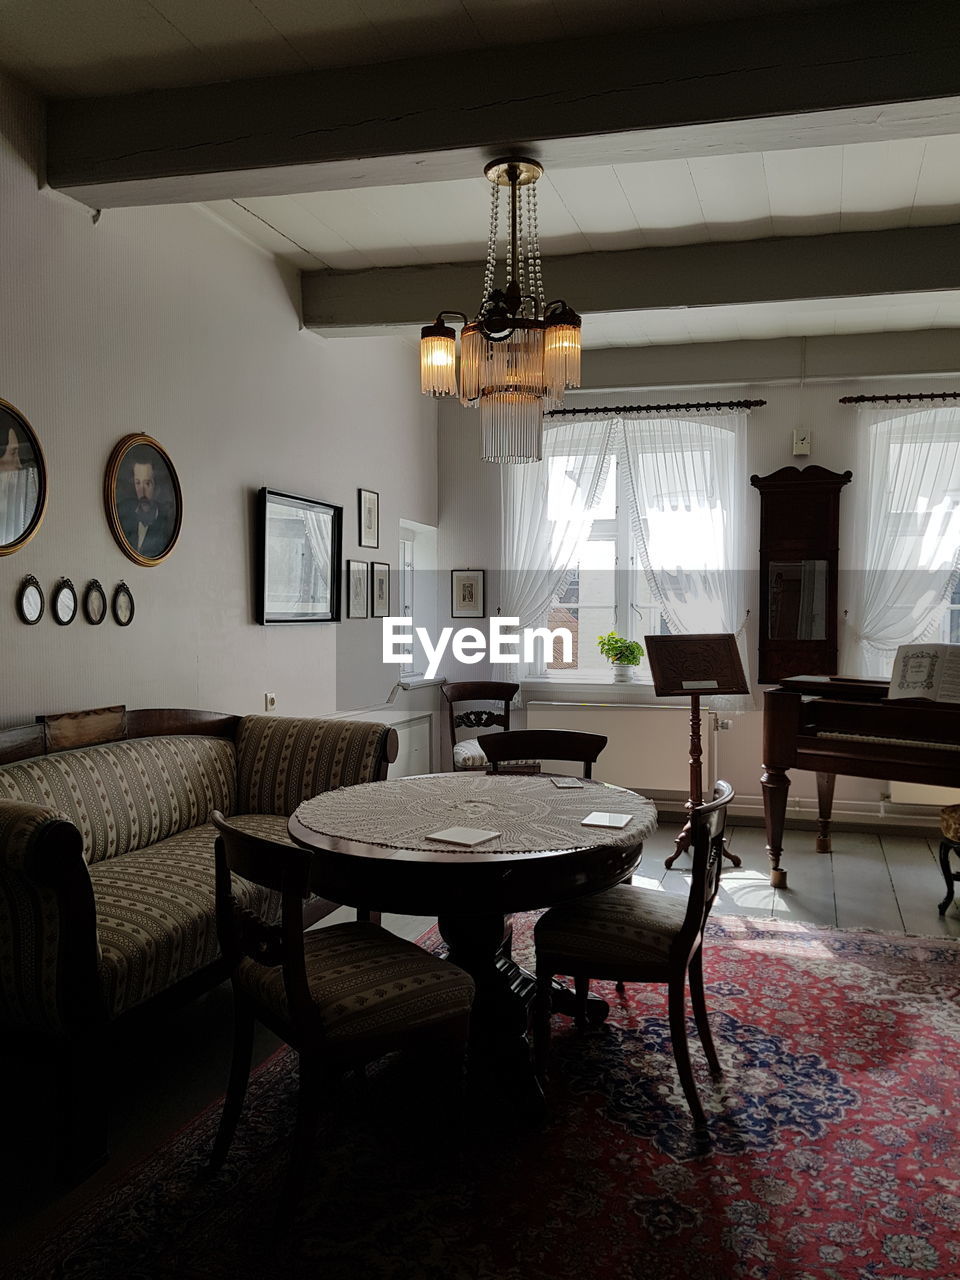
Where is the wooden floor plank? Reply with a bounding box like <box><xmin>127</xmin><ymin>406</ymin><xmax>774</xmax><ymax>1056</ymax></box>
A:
<box><xmin>830</xmin><ymin>830</ymin><xmax>904</xmax><ymax>933</ymax></box>
<box><xmin>880</xmin><ymin>834</ymin><xmax>960</xmax><ymax>939</ymax></box>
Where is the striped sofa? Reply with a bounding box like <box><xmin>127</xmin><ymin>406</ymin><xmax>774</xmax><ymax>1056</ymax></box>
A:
<box><xmin>0</xmin><ymin>709</ymin><xmax>397</xmax><ymax>1180</ymax></box>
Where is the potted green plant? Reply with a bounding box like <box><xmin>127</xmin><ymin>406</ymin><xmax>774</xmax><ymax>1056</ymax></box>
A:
<box><xmin>597</xmin><ymin>631</ymin><xmax>645</xmax><ymax>683</ymax></box>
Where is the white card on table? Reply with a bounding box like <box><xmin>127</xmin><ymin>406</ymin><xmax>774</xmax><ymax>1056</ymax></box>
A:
<box><xmin>551</xmin><ymin>776</ymin><xmax>584</xmax><ymax>788</ymax></box>
<box><xmin>424</xmin><ymin>826</ymin><xmax>499</xmax><ymax>846</ymax></box>
<box><xmin>580</xmin><ymin>811</ymin><xmax>632</xmax><ymax>829</ymax></box>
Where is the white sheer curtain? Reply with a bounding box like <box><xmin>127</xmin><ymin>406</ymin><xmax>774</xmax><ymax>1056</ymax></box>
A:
<box><xmin>499</xmin><ymin>418</ymin><xmax>612</xmax><ymax>629</ymax></box>
<box><xmin>0</xmin><ymin>466</ymin><xmax>38</xmax><ymax>544</ymax></box>
<box><xmin>303</xmin><ymin>509</ymin><xmax>334</xmax><ymax>610</ymax></box>
<box><xmin>843</xmin><ymin>405</ymin><xmax>960</xmax><ymax>677</ymax></box>
<box><xmin>619</xmin><ymin>414</ymin><xmax>751</xmax><ymax>688</ymax></box>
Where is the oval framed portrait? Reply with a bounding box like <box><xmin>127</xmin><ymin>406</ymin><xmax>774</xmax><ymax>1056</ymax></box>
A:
<box><xmin>0</xmin><ymin>399</ymin><xmax>47</xmax><ymax>557</ymax></box>
<box><xmin>104</xmin><ymin>434</ymin><xmax>182</xmax><ymax>567</ymax></box>
<box><xmin>83</xmin><ymin>579</ymin><xmax>107</xmax><ymax>625</ymax></box>
<box><xmin>112</xmin><ymin>581</ymin><xmax>135</xmax><ymax>627</ymax></box>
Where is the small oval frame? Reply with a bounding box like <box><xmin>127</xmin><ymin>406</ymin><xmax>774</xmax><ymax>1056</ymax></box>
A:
<box><xmin>83</xmin><ymin>578</ymin><xmax>107</xmax><ymax>625</ymax></box>
<box><xmin>16</xmin><ymin>573</ymin><xmax>44</xmax><ymax>624</ymax></box>
<box><xmin>0</xmin><ymin>398</ymin><xmax>48</xmax><ymax>557</ymax></box>
<box><xmin>104</xmin><ymin>433</ymin><xmax>182</xmax><ymax>567</ymax></box>
<box><xmin>112</xmin><ymin>581</ymin><xmax>135</xmax><ymax>627</ymax></box>
<box><xmin>52</xmin><ymin>577</ymin><xmax>78</xmax><ymax>626</ymax></box>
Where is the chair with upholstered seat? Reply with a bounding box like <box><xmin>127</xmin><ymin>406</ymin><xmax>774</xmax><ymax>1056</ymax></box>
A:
<box><xmin>441</xmin><ymin>680</ymin><xmax>520</xmax><ymax>771</ymax></box>
<box><xmin>533</xmin><ymin>780</ymin><xmax>733</xmax><ymax>1136</ymax></box>
<box><xmin>484</xmin><ymin>727</ymin><xmax>608</xmax><ymax>779</ymax></box>
<box><xmin>208</xmin><ymin>811</ymin><xmax>475</xmax><ymax>1221</ymax></box>
<box><xmin>938</xmin><ymin>804</ymin><xmax>960</xmax><ymax>916</ymax></box>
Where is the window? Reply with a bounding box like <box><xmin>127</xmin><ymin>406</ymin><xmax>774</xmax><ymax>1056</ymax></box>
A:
<box><xmin>542</xmin><ymin>454</ymin><xmax>669</xmax><ymax>675</ymax></box>
<box><xmin>509</xmin><ymin>414</ymin><xmax>745</xmax><ymax>681</ymax></box>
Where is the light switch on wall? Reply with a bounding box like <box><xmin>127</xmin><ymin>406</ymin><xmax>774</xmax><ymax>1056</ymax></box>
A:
<box><xmin>792</xmin><ymin>427</ymin><xmax>811</xmax><ymax>456</ymax></box>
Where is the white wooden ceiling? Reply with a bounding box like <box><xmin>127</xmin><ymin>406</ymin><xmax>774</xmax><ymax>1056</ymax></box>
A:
<box><xmin>205</xmin><ymin>134</ymin><xmax>960</xmax><ymax>272</ymax></box>
<box><xmin>1</xmin><ymin>0</ymin><xmax>957</xmax><ymax>351</ymax></box>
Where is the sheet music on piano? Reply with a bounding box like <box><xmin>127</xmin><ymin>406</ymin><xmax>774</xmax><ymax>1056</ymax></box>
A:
<box><xmin>888</xmin><ymin>644</ymin><xmax>960</xmax><ymax>704</ymax></box>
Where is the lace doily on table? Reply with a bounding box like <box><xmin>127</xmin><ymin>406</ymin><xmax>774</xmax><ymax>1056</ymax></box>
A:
<box><xmin>293</xmin><ymin>773</ymin><xmax>657</xmax><ymax>854</ymax></box>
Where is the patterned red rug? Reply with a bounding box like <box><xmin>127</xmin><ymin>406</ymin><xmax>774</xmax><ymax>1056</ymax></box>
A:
<box><xmin>10</xmin><ymin>916</ymin><xmax>960</xmax><ymax>1280</ymax></box>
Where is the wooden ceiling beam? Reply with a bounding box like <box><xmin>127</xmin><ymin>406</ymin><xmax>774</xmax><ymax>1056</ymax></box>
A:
<box><xmin>301</xmin><ymin>224</ymin><xmax>960</xmax><ymax>331</ymax></box>
<box><xmin>47</xmin><ymin>0</ymin><xmax>960</xmax><ymax>208</ymax></box>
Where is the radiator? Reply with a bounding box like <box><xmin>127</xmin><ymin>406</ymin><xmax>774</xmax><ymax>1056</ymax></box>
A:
<box><xmin>526</xmin><ymin>701</ymin><xmax>712</xmax><ymax>794</ymax></box>
<box><xmin>888</xmin><ymin>781</ymin><xmax>960</xmax><ymax>806</ymax></box>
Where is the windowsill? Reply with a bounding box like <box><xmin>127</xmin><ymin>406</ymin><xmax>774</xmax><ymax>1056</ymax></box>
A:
<box><xmin>524</xmin><ymin>671</ymin><xmax>655</xmax><ymax>689</ymax></box>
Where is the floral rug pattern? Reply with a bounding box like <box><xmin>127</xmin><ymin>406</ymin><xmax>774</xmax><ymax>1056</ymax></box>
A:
<box><xmin>11</xmin><ymin>916</ymin><xmax>960</xmax><ymax>1280</ymax></box>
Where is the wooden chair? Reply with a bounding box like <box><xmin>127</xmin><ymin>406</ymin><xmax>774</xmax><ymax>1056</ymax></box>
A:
<box><xmin>208</xmin><ymin>812</ymin><xmax>475</xmax><ymax>1222</ymax></box>
<box><xmin>484</xmin><ymin>728</ymin><xmax>608</xmax><ymax>779</ymax></box>
<box><xmin>938</xmin><ymin>803</ymin><xmax>960</xmax><ymax>916</ymax></box>
<box><xmin>533</xmin><ymin>780</ymin><xmax>734</xmax><ymax>1136</ymax></box>
<box><xmin>440</xmin><ymin>680</ymin><xmax>519</xmax><ymax>771</ymax></box>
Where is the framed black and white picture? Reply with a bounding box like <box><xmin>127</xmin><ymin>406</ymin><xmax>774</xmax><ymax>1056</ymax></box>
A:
<box><xmin>371</xmin><ymin>561</ymin><xmax>390</xmax><ymax>618</ymax></box>
<box><xmin>258</xmin><ymin>488</ymin><xmax>342</xmax><ymax>624</ymax></box>
<box><xmin>359</xmin><ymin>488</ymin><xmax>379</xmax><ymax>548</ymax></box>
<box><xmin>83</xmin><ymin>579</ymin><xmax>107</xmax><ymax>625</ymax></box>
<box><xmin>112</xmin><ymin>582</ymin><xmax>135</xmax><ymax>627</ymax></box>
<box><xmin>347</xmin><ymin>559</ymin><xmax>369</xmax><ymax>618</ymax></box>
<box><xmin>451</xmin><ymin>568</ymin><xmax>484</xmax><ymax>618</ymax></box>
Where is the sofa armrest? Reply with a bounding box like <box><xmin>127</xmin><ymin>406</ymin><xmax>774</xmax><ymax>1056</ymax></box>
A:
<box><xmin>0</xmin><ymin>802</ymin><xmax>100</xmax><ymax>1036</ymax></box>
<box><xmin>235</xmin><ymin>716</ymin><xmax>399</xmax><ymax>816</ymax></box>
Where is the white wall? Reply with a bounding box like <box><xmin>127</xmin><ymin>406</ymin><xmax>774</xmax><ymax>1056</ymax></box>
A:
<box><xmin>0</xmin><ymin>73</ymin><xmax>437</xmax><ymax>728</ymax></box>
<box><xmin>437</xmin><ymin>362</ymin><xmax>960</xmax><ymax>816</ymax></box>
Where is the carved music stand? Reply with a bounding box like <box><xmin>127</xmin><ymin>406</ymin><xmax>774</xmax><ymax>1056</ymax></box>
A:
<box><xmin>645</xmin><ymin>634</ymin><xmax>748</xmax><ymax>869</ymax></box>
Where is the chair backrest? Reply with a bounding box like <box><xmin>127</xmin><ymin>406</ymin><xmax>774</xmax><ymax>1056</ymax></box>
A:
<box><xmin>677</xmin><ymin>780</ymin><xmax>734</xmax><ymax>957</ymax></box>
<box><xmin>484</xmin><ymin>728</ymin><xmax>608</xmax><ymax>779</ymax></box>
<box><xmin>440</xmin><ymin>681</ymin><xmax>519</xmax><ymax>750</ymax></box>
<box><xmin>211</xmin><ymin>810</ymin><xmax>314</xmax><ymax>1022</ymax></box>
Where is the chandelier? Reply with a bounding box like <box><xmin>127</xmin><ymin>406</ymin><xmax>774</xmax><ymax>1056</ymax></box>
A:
<box><xmin>419</xmin><ymin>158</ymin><xmax>581</xmax><ymax>463</ymax></box>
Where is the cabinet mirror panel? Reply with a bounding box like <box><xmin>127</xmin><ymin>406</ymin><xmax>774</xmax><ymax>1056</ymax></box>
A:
<box><xmin>768</xmin><ymin>560</ymin><xmax>828</xmax><ymax>641</ymax></box>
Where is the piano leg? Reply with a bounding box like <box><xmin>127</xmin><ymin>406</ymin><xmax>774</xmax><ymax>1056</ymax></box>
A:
<box><xmin>938</xmin><ymin>840</ymin><xmax>959</xmax><ymax>917</ymax></box>
<box><xmin>816</xmin><ymin>772</ymin><xmax>836</xmax><ymax>854</ymax></box>
<box><xmin>760</xmin><ymin>765</ymin><xmax>790</xmax><ymax>889</ymax></box>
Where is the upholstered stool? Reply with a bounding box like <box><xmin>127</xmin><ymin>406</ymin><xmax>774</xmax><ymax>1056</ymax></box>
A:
<box><xmin>937</xmin><ymin>805</ymin><xmax>960</xmax><ymax>916</ymax></box>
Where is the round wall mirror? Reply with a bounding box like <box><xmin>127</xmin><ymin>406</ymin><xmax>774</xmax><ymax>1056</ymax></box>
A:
<box><xmin>16</xmin><ymin>574</ymin><xmax>44</xmax><ymax>624</ymax></box>
<box><xmin>52</xmin><ymin>577</ymin><xmax>78</xmax><ymax>626</ymax></box>
<box><xmin>0</xmin><ymin>400</ymin><xmax>48</xmax><ymax>557</ymax></box>
<box><xmin>83</xmin><ymin>579</ymin><xmax>107</xmax><ymax>625</ymax></box>
<box><xmin>112</xmin><ymin>581</ymin><xmax>135</xmax><ymax>626</ymax></box>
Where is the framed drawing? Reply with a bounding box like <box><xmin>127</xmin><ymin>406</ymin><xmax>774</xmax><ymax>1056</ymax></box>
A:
<box><xmin>0</xmin><ymin>398</ymin><xmax>47</xmax><ymax>556</ymax></box>
<box><xmin>104</xmin><ymin>434</ymin><xmax>182</xmax><ymax>567</ymax></box>
<box><xmin>258</xmin><ymin>488</ymin><xmax>341</xmax><ymax>624</ymax></box>
<box><xmin>112</xmin><ymin>582</ymin><xmax>135</xmax><ymax>627</ymax></box>
<box><xmin>359</xmin><ymin>488</ymin><xmax>379</xmax><ymax>548</ymax></box>
<box><xmin>451</xmin><ymin>569</ymin><xmax>484</xmax><ymax>618</ymax></box>
<box><xmin>371</xmin><ymin>561</ymin><xmax>390</xmax><ymax>618</ymax></box>
<box><xmin>644</xmin><ymin>633</ymin><xmax>748</xmax><ymax>697</ymax></box>
<box><xmin>347</xmin><ymin>559</ymin><xmax>369</xmax><ymax>618</ymax></box>
<box><xmin>83</xmin><ymin>579</ymin><xmax>107</xmax><ymax>625</ymax></box>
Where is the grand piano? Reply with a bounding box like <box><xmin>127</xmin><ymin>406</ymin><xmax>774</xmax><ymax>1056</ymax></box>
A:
<box><xmin>761</xmin><ymin>675</ymin><xmax>960</xmax><ymax>886</ymax></box>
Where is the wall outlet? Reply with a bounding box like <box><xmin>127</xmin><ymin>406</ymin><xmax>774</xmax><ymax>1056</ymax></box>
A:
<box><xmin>792</xmin><ymin>427</ymin><xmax>811</xmax><ymax>456</ymax></box>
<box><xmin>264</xmin><ymin>692</ymin><xmax>277</xmax><ymax>712</ymax></box>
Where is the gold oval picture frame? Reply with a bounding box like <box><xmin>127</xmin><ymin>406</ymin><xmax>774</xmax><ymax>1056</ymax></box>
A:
<box><xmin>104</xmin><ymin>434</ymin><xmax>182</xmax><ymax>567</ymax></box>
<box><xmin>0</xmin><ymin>398</ymin><xmax>47</xmax><ymax>556</ymax></box>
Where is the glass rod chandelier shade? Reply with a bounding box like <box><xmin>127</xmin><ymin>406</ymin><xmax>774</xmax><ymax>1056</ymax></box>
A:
<box><xmin>419</xmin><ymin>158</ymin><xmax>581</xmax><ymax>463</ymax></box>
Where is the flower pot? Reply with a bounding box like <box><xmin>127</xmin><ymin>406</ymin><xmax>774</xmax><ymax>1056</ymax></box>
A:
<box><xmin>612</xmin><ymin>663</ymin><xmax>634</xmax><ymax>683</ymax></box>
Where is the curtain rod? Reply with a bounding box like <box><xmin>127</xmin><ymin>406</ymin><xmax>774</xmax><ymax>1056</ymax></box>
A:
<box><xmin>546</xmin><ymin>398</ymin><xmax>766</xmax><ymax>417</ymax></box>
<box><xmin>839</xmin><ymin>392</ymin><xmax>960</xmax><ymax>405</ymax></box>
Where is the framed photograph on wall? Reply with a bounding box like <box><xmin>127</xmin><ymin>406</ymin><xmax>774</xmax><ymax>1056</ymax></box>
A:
<box><xmin>371</xmin><ymin>561</ymin><xmax>390</xmax><ymax>617</ymax></box>
<box><xmin>0</xmin><ymin>397</ymin><xmax>47</xmax><ymax>556</ymax></box>
<box><xmin>451</xmin><ymin>568</ymin><xmax>484</xmax><ymax>618</ymax></box>
<box><xmin>258</xmin><ymin>488</ymin><xmax>342</xmax><ymax>624</ymax></box>
<box><xmin>104</xmin><ymin>434</ymin><xmax>182</xmax><ymax>567</ymax></box>
<box><xmin>359</xmin><ymin>488</ymin><xmax>379</xmax><ymax>548</ymax></box>
<box><xmin>347</xmin><ymin>559</ymin><xmax>369</xmax><ymax>618</ymax></box>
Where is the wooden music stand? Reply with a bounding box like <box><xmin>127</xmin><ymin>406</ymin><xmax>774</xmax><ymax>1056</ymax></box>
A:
<box><xmin>644</xmin><ymin>633</ymin><xmax>748</xmax><ymax>869</ymax></box>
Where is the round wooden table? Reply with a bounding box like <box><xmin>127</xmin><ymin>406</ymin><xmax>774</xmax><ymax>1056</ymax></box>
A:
<box><xmin>289</xmin><ymin>772</ymin><xmax>657</xmax><ymax>1111</ymax></box>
